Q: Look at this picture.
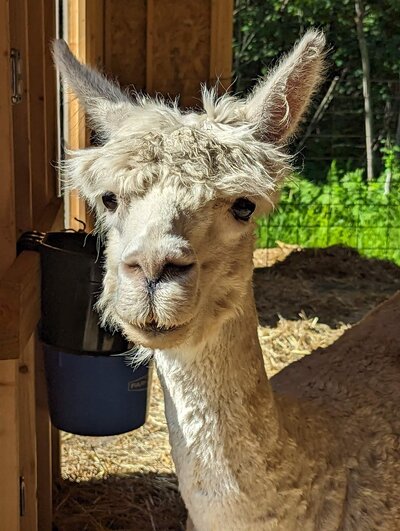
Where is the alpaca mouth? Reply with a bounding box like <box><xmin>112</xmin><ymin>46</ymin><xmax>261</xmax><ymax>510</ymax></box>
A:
<box><xmin>138</xmin><ymin>320</ymin><xmax>180</xmax><ymax>334</ymax></box>
<box><xmin>132</xmin><ymin>318</ymin><xmax>192</xmax><ymax>336</ymax></box>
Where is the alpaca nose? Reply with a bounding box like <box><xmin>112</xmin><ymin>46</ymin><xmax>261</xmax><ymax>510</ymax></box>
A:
<box><xmin>121</xmin><ymin>245</ymin><xmax>196</xmax><ymax>286</ymax></box>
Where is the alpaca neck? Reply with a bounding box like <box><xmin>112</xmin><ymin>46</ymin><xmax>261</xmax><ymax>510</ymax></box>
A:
<box><xmin>155</xmin><ymin>288</ymin><xmax>287</xmax><ymax>494</ymax></box>
<box><xmin>155</xmin><ymin>286</ymin><xmax>344</xmax><ymax>530</ymax></box>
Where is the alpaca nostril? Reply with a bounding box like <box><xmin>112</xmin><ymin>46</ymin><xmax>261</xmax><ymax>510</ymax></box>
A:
<box><xmin>145</xmin><ymin>262</ymin><xmax>195</xmax><ymax>292</ymax></box>
<box><xmin>162</xmin><ymin>262</ymin><xmax>195</xmax><ymax>278</ymax></box>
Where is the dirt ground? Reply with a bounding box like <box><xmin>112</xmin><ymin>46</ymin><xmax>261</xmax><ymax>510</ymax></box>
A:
<box><xmin>53</xmin><ymin>245</ymin><xmax>400</xmax><ymax>531</ymax></box>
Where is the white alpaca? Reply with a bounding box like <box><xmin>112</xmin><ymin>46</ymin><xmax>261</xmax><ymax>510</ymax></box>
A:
<box><xmin>54</xmin><ymin>31</ymin><xmax>400</xmax><ymax>531</ymax></box>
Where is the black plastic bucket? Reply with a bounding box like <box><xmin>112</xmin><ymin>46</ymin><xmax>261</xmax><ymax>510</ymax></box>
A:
<box><xmin>43</xmin><ymin>345</ymin><xmax>151</xmax><ymax>436</ymax></box>
<box><xmin>40</xmin><ymin>231</ymin><xmax>126</xmax><ymax>354</ymax></box>
<box><xmin>35</xmin><ymin>230</ymin><xmax>152</xmax><ymax>436</ymax></box>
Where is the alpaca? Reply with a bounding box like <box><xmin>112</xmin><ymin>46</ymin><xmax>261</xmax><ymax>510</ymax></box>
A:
<box><xmin>53</xmin><ymin>31</ymin><xmax>400</xmax><ymax>531</ymax></box>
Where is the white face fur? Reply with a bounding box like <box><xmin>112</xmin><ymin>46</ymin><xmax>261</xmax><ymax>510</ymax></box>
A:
<box><xmin>54</xmin><ymin>30</ymin><xmax>326</xmax><ymax>350</ymax></box>
<box><xmin>99</xmin><ymin>182</ymin><xmax>257</xmax><ymax>349</ymax></box>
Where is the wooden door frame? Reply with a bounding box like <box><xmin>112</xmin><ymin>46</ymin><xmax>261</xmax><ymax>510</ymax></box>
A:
<box><xmin>0</xmin><ymin>0</ymin><xmax>62</xmax><ymax>529</ymax></box>
<box><xmin>64</xmin><ymin>0</ymin><xmax>104</xmax><ymax>231</ymax></box>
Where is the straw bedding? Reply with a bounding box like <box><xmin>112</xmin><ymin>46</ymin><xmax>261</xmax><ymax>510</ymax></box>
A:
<box><xmin>53</xmin><ymin>245</ymin><xmax>400</xmax><ymax>531</ymax></box>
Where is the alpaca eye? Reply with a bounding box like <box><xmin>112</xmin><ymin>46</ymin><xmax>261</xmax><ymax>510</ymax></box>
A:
<box><xmin>231</xmin><ymin>198</ymin><xmax>255</xmax><ymax>222</ymax></box>
<box><xmin>102</xmin><ymin>192</ymin><xmax>118</xmax><ymax>211</ymax></box>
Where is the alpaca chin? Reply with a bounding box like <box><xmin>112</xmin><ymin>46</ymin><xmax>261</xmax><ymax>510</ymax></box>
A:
<box><xmin>122</xmin><ymin>319</ymin><xmax>194</xmax><ymax>349</ymax></box>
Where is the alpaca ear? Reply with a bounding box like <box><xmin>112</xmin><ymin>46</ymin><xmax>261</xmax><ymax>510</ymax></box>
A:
<box><xmin>52</xmin><ymin>40</ymin><xmax>134</xmax><ymax>139</ymax></box>
<box><xmin>244</xmin><ymin>30</ymin><xmax>326</xmax><ymax>144</ymax></box>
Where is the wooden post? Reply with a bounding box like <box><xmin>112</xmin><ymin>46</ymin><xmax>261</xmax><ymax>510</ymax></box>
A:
<box><xmin>0</xmin><ymin>0</ymin><xmax>16</xmax><ymax>275</ymax></box>
<box><xmin>19</xmin><ymin>336</ymin><xmax>38</xmax><ymax>531</ymax></box>
<box><xmin>66</xmin><ymin>0</ymin><xmax>104</xmax><ymax>231</ymax></box>
<box><xmin>9</xmin><ymin>0</ymin><xmax>34</xmax><ymax>235</ymax></box>
<box><xmin>43</xmin><ymin>0</ymin><xmax>57</xmax><ymax>203</ymax></box>
<box><xmin>66</xmin><ymin>0</ymin><xmax>88</xmax><ymax>230</ymax></box>
<box><xmin>26</xmin><ymin>0</ymin><xmax>47</xmax><ymax>226</ymax></box>
<box><xmin>0</xmin><ymin>361</ymin><xmax>20</xmax><ymax>531</ymax></box>
<box><xmin>2</xmin><ymin>0</ymin><xmax>61</xmax><ymax>528</ymax></box>
<box><xmin>0</xmin><ymin>0</ymin><xmax>19</xmax><ymax>527</ymax></box>
<box><xmin>35</xmin><ymin>340</ymin><xmax>53</xmax><ymax>531</ymax></box>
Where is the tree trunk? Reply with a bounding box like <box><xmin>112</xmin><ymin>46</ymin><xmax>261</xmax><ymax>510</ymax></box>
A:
<box><xmin>355</xmin><ymin>0</ymin><xmax>374</xmax><ymax>180</ymax></box>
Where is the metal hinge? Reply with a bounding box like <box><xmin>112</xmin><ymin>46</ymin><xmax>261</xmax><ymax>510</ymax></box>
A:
<box><xmin>20</xmin><ymin>476</ymin><xmax>26</xmax><ymax>516</ymax></box>
<box><xmin>10</xmin><ymin>48</ymin><xmax>22</xmax><ymax>104</ymax></box>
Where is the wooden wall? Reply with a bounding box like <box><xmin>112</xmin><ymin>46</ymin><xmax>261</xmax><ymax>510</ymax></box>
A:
<box><xmin>0</xmin><ymin>0</ymin><xmax>61</xmax><ymax>529</ymax></box>
<box><xmin>104</xmin><ymin>0</ymin><xmax>233</xmax><ymax>106</ymax></box>
<box><xmin>67</xmin><ymin>0</ymin><xmax>233</xmax><ymax>228</ymax></box>
<box><xmin>105</xmin><ymin>0</ymin><xmax>147</xmax><ymax>89</ymax></box>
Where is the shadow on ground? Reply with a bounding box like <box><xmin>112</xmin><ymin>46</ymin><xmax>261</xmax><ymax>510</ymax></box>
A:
<box><xmin>254</xmin><ymin>246</ymin><xmax>400</xmax><ymax>327</ymax></box>
<box><xmin>53</xmin><ymin>472</ymin><xmax>186</xmax><ymax>531</ymax></box>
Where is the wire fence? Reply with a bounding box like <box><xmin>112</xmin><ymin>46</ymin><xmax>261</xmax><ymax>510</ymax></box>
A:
<box><xmin>248</xmin><ymin>79</ymin><xmax>400</xmax><ymax>265</ymax></box>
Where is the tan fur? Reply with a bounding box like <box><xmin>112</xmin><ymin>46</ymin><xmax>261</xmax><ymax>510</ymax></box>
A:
<box><xmin>52</xmin><ymin>31</ymin><xmax>399</xmax><ymax>530</ymax></box>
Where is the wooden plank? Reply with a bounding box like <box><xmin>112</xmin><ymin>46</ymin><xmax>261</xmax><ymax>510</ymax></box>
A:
<box><xmin>209</xmin><ymin>0</ymin><xmax>233</xmax><ymax>88</ymax></box>
<box><xmin>36</xmin><ymin>197</ymin><xmax>63</xmax><ymax>233</ymax></box>
<box><xmin>19</xmin><ymin>334</ymin><xmax>38</xmax><ymax>531</ymax></box>
<box><xmin>0</xmin><ymin>360</ymin><xmax>20</xmax><ymax>531</ymax></box>
<box><xmin>51</xmin><ymin>424</ymin><xmax>61</xmax><ymax>484</ymax></box>
<box><xmin>10</xmin><ymin>0</ymin><xmax>33</xmax><ymax>235</ymax></box>
<box><xmin>0</xmin><ymin>200</ymin><xmax>62</xmax><ymax>361</ymax></box>
<box><xmin>87</xmin><ymin>0</ymin><xmax>104</xmax><ymax>70</ymax></box>
<box><xmin>35</xmin><ymin>339</ymin><xmax>52</xmax><ymax>531</ymax></box>
<box><xmin>0</xmin><ymin>0</ymin><xmax>16</xmax><ymax>277</ymax></box>
<box><xmin>147</xmin><ymin>0</ymin><xmax>211</xmax><ymax>108</ymax></box>
<box><xmin>42</xmin><ymin>0</ymin><xmax>57</xmax><ymax>204</ymax></box>
<box><xmin>66</xmin><ymin>0</ymin><xmax>93</xmax><ymax>231</ymax></box>
<box><xmin>146</xmin><ymin>0</ymin><xmax>154</xmax><ymax>94</ymax></box>
<box><xmin>0</xmin><ymin>3</ymin><xmax>19</xmax><ymax>525</ymax></box>
<box><xmin>26</xmin><ymin>0</ymin><xmax>47</xmax><ymax>228</ymax></box>
<box><xmin>0</xmin><ymin>252</ymin><xmax>41</xmax><ymax>360</ymax></box>
<box><xmin>105</xmin><ymin>0</ymin><xmax>146</xmax><ymax>89</ymax></box>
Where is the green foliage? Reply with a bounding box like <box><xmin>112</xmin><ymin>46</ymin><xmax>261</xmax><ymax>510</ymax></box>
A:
<box><xmin>234</xmin><ymin>0</ymin><xmax>400</xmax><ymax>92</ymax></box>
<box><xmin>234</xmin><ymin>0</ymin><xmax>400</xmax><ymax>176</ymax></box>
<box><xmin>256</xmin><ymin>147</ymin><xmax>400</xmax><ymax>264</ymax></box>
<box><xmin>236</xmin><ymin>3</ymin><xmax>400</xmax><ymax>261</ymax></box>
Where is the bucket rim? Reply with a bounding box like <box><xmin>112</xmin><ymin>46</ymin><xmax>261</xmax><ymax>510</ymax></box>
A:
<box><xmin>41</xmin><ymin>342</ymin><xmax>136</xmax><ymax>358</ymax></box>
<box><xmin>41</xmin><ymin>231</ymin><xmax>103</xmax><ymax>258</ymax></box>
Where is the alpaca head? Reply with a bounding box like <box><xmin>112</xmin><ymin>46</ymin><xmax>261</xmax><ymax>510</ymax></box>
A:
<box><xmin>54</xmin><ymin>31</ymin><xmax>325</xmax><ymax>350</ymax></box>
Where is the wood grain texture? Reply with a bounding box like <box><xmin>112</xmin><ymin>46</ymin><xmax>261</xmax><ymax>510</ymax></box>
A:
<box><xmin>51</xmin><ymin>424</ymin><xmax>61</xmax><ymax>484</ymax></box>
<box><xmin>19</xmin><ymin>335</ymin><xmax>38</xmax><ymax>531</ymax></box>
<box><xmin>87</xmin><ymin>0</ymin><xmax>105</xmax><ymax>69</ymax></box>
<box><xmin>210</xmin><ymin>0</ymin><xmax>233</xmax><ymax>89</ymax></box>
<box><xmin>0</xmin><ymin>359</ymin><xmax>20</xmax><ymax>531</ymax></box>
<box><xmin>67</xmin><ymin>0</ymin><xmax>89</xmax><ymax>231</ymax></box>
<box><xmin>42</xmin><ymin>0</ymin><xmax>57</xmax><ymax>205</ymax></box>
<box><xmin>147</xmin><ymin>0</ymin><xmax>212</xmax><ymax>108</ymax></box>
<box><xmin>0</xmin><ymin>252</ymin><xmax>41</xmax><ymax>360</ymax></box>
<box><xmin>35</xmin><ymin>339</ymin><xmax>52</xmax><ymax>531</ymax></box>
<box><xmin>105</xmin><ymin>0</ymin><xmax>146</xmax><ymax>89</ymax></box>
<box><xmin>0</xmin><ymin>200</ymin><xmax>62</xmax><ymax>361</ymax></box>
<box><xmin>67</xmin><ymin>0</ymin><xmax>104</xmax><ymax>231</ymax></box>
<box><xmin>26</xmin><ymin>0</ymin><xmax>47</xmax><ymax>227</ymax></box>
<box><xmin>0</xmin><ymin>0</ymin><xmax>16</xmax><ymax>276</ymax></box>
<box><xmin>10</xmin><ymin>0</ymin><xmax>33</xmax><ymax>234</ymax></box>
